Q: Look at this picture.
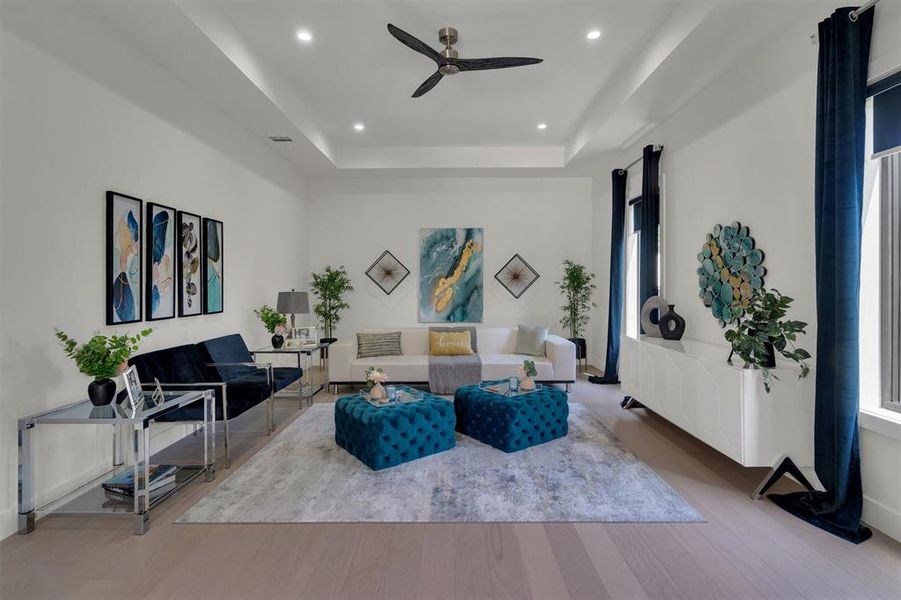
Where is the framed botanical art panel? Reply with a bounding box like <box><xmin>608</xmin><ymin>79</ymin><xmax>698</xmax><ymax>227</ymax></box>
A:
<box><xmin>146</xmin><ymin>202</ymin><xmax>176</xmax><ymax>321</ymax></box>
<box><xmin>106</xmin><ymin>191</ymin><xmax>143</xmax><ymax>325</ymax></box>
<box><xmin>419</xmin><ymin>227</ymin><xmax>483</xmax><ymax>323</ymax></box>
<box><xmin>176</xmin><ymin>210</ymin><xmax>202</xmax><ymax>317</ymax></box>
<box><xmin>202</xmin><ymin>217</ymin><xmax>224</xmax><ymax>314</ymax></box>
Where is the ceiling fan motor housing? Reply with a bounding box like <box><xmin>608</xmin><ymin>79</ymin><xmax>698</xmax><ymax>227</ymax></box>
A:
<box><xmin>438</xmin><ymin>27</ymin><xmax>458</xmax><ymax>46</ymax></box>
<box><xmin>438</xmin><ymin>27</ymin><xmax>460</xmax><ymax>74</ymax></box>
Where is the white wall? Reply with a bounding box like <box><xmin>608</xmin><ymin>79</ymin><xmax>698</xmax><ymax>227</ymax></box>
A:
<box><xmin>0</xmin><ymin>11</ymin><xmax>309</xmax><ymax>538</ymax></box>
<box><xmin>308</xmin><ymin>178</ymin><xmax>593</xmax><ymax>342</ymax></box>
<box><xmin>591</xmin><ymin>4</ymin><xmax>901</xmax><ymax>541</ymax></box>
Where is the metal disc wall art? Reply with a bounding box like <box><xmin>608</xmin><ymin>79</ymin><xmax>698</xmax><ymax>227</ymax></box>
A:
<box><xmin>697</xmin><ymin>221</ymin><xmax>766</xmax><ymax>327</ymax></box>
<box><xmin>495</xmin><ymin>254</ymin><xmax>540</xmax><ymax>298</ymax></box>
<box><xmin>365</xmin><ymin>250</ymin><xmax>410</xmax><ymax>295</ymax></box>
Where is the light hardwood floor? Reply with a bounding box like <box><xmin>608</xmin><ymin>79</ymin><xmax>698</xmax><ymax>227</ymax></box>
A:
<box><xmin>2</xmin><ymin>374</ymin><xmax>899</xmax><ymax>600</ymax></box>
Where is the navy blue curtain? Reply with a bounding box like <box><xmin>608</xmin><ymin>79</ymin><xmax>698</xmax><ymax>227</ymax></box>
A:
<box><xmin>770</xmin><ymin>6</ymin><xmax>873</xmax><ymax>544</ymax></box>
<box><xmin>638</xmin><ymin>145</ymin><xmax>662</xmax><ymax>333</ymax></box>
<box><xmin>599</xmin><ymin>169</ymin><xmax>628</xmax><ymax>383</ymax></box>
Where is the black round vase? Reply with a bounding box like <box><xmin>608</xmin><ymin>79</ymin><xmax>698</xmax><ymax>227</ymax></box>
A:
<box><xmin>747</xmin><ymin>328</ymin><xmax>777</xmax><ymax>368</ymax></box>
<box><xmin>658</xmin><ymin>305</ymin><xmax>686</xmax><ymax>340</ymax></box>
<box><xmin>271</xmin><ymin>334</ymin><xmax>285</xmax><ymax>349</ymax></box>
<box><xmin>88</xmin><ymin>378</ymin><xmax>117</xmax><ymax>406</ymax></box>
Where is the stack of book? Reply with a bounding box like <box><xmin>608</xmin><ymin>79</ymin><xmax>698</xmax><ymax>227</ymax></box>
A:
<box><xmin>102</xmin><ymin>465</ymin><xmax>178</xmax><ymax>498</ymax></box>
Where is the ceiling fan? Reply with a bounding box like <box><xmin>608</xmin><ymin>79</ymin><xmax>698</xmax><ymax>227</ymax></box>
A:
<box><xmin>387</xmin><ymin>24</ymin><xmax>543</xmax><ymax>98</ymax></box>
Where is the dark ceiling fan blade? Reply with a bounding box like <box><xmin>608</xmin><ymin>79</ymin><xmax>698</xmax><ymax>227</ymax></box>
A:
<box><xmin>387</xmin><ymin>24</ymin><xmax>443</xmax><ymax>65</ymax></box>
<box><xmin>452</xmin><ymin>57</ymin><xmax>543</xmax><ymax>72</ymax></box>
<box><xmin>412</xmin><ymin>71</ymin><xmax>444</xmax><ymax>97</ymax></box>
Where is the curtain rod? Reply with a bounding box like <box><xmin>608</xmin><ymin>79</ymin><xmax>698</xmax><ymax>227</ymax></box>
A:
<box><xmin>618</xmin><ymin>144</ymin><xmax>663</xmax><ymax>174</ymax></box>
<box><xmin>850</xmin><ymin>0</ymin><xmax>879</xmax><ymax>21</ymax></box>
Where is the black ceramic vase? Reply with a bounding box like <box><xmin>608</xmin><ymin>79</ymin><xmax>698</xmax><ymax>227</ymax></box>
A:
<box><xmin>658</xmin><ymin>305</ymin><xmax>686</xmax><ymax>341</ymax></box>
<box><xmin>271</xmin><ymin>334</ymin><xmax>284</xmax><ymax>349</ymax></box>
<box><xmin>88</xmin><ymin>378</ymin><xmax>117</xmax><ymax>406</ymax></box>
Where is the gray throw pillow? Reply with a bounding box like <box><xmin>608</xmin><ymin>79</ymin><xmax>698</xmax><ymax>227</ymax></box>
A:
<box><xmin>357</xmin><ymin>332</ymin><xmax>403</xmax><ymax>359</ymax></box>
<box><xmin>514</xmin><ymin>325</ymin><xmax>548</xmax><ymax>357</ymax></box>
<box><xmin>429</xmin><ymin>326</ymin><xmax>478</xmax><ymax>353</ymax></box>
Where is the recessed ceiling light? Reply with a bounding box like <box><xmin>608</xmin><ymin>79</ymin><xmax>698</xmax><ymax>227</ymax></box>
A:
<box><xmin>586</xmin><ymin>30</ymin><xmax>602</xmax><ymax>40</ymax></box>
<box><xmin>353</xmin><ymin>122</ymin><xmax>365</xmax><ymax>131</ymax></box>
<box><xmin>296</xmin><ymin>30</ymin><xmax>312</xmax><ymax>43</ymax></box>
<box><xmin>537</xmin><ymin>123</ymin><xmax>548</xmax><ymax>130</ymax></box>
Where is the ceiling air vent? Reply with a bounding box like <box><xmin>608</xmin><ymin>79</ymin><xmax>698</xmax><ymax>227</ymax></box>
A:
<box><xmin>268</xmin><ymin>136</ymin><xmax>293</xmax><ymax>143</ymax></box>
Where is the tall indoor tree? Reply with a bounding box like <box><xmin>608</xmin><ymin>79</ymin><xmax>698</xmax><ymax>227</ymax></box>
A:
<box><xmin>310</xmin><ymin>265</ymin><xmax>354</xmax><ymax>342</ymax></box>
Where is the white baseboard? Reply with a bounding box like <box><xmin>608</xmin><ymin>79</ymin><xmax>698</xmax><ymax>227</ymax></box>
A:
<box><xmin>863</xmin><ymin>495</ymin><xmax>901</xmax><ymax>543</ymax></box>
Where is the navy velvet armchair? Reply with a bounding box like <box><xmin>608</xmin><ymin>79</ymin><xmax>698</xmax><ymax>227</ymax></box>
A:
<box><xmin>129</xmin><ymin>334</ymin><xmax>302</xmax><ymax>467</ymax></box>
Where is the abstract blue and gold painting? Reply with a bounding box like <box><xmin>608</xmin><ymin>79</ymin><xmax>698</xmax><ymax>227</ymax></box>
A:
<box><xmin>106</xmin><ymin>191</ymin><xmax>143</xmax><ymax>325</ymax></box>
<box><xmin>419</xmin><ymin>228</ymin><xmax>483</xmax><ymax>322</ymax></box>
<box><xmin>202</xmin><ymin>218</ymin><xmax>223</xmax><ymax>314</ymax></box>
<box><xmin>146</xmin><ymin>202</ymin><xmax>176</xmax><ymax>321</ymax></box>
<box><xmin>177</xmin><ymin>211</ymin><xmax>202</xmax><ymax>317</ymax></box>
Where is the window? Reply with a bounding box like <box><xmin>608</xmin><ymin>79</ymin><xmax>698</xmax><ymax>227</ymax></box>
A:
<box><xmin>881</xmin><ymin>152</ymin><xmax>901</xmax><ymax>412</ymax></box>
<box><xmin>625</xmin><ymin>197</ymin><xmax>641</xmax><ymax>338</ymax></box>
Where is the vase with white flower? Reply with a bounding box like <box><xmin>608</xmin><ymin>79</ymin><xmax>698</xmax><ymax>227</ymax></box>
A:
<box><xmin>518</xmin><ymin>359</ymin><xmax>538</xmax><ymax>391</ymax></box>
<box><xmin>365</xmin><ymin>367</ymin><xmax>389</xmax><ymax>401</ymax></box>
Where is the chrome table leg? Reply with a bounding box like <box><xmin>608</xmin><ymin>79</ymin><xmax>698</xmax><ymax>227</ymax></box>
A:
<box><xmin>17</xmin><ymin>419</ymin><xmax>35</xmax><ymax>534</ymax></box>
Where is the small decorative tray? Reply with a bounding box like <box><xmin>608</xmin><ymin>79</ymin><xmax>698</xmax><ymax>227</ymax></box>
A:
<box><xmin>359</xmin><ymin>387</ymin><xmax>423</xmax><ymax>407</ymax></box>
<box><xmin>479</xmin><ymin>381</ymin><xmax>543</xmax><ymax>398</ymax></box>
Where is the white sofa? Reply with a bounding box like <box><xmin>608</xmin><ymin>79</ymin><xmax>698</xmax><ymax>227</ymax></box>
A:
<box><xmin>328</xmin><ymin>327</ymin><xmax>576</xmax><ymax>390</ymax></box>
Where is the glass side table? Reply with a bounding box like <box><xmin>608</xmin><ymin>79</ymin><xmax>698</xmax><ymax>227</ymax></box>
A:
<box><xmin>253</xmin><ymin>343</ymin><xmax>327</xmax><ymax>408</ymax></box>
<box><xmin>18</xmin><ymin>387</ymin><xmax>215</xmax><ymax>535</ymax></box>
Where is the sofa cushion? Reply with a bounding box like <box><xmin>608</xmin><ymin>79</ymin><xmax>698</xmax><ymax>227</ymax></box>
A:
<box><xmin>129</xmin><ymin>344</ymin><xmax>212</xmax><ymax>384</ymax></box>
<box><xmin>429</xmin><ymin>326</ymin><xmax>478</xmax><ymax>352</ymax></box>
<box><xmin>155</xmin><ymin>377</ymin><xmax>272</xmax><ymax>422</ymax></box>
<box><xmin>429</xmin><ymin>330</ymin><xmax>474</xmax><ymax>356</ymax></box>
<box><xmin>232</xmin><ymin>367</ymin><xmax>302</xmax><ymax>392</ymax></box>
<box><xmin>480</xmin><ymin>354</ymin><xmax>554</xmax><ymax>381</ymax></box>
<box><xmin>514</xmin><ymin>325</ymin><xmax>548</xmax><ymax>357</ymax></box>
<box><xmin>357</xmin><ymin>331</ymin><xmax>402</xmax><ymax>359</ymax></box>
<box><xmin>198</xmin><ymin>334</ymin><xmax>256</xmax><ymax>381</ymax></box>
<box><xmin>351</xmin><ymin>355</ymin><xmax>429</xmax><ymax>382</ymax></box>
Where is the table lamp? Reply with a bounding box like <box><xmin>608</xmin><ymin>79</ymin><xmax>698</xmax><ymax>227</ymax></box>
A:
<box><xmin>276</xmin><ymin>290</ymin><xmax>309</xmax><ymax>339</ymax></box>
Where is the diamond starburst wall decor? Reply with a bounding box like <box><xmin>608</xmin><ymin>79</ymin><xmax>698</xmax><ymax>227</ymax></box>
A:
<box><xmin>365</xmin><ymin>250</ymin><xmax>410</xmax><ymax>295</ymax></box>
<box><xmin>495</xmin><ymin>254</ymin><xmax>540</xmax><ymax>299</ymax></box>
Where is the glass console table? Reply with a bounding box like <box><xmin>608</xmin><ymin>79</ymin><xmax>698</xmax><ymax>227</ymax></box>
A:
<box><xmin>18</xmin><ymin>387</ymin><xmax>215</xmax><ymax>535</ymax></box>
<box><xmin>253</xmin><ymin>343</ymin><xmax>327</xmax><ymax>408</ymax></box>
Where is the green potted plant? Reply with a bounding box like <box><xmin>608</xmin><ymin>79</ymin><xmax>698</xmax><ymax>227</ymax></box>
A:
<box><xmin>724</xmin><ymin>288</ymin><xmax>811</xmax><ymax>392</ymax></box>
<box><xmin>55</xmin><ymin>328</ymin><xmax>152</xmax><ymax>405</ymax></box>
<box><xmin>310</xmin><ymin>265</ymin><xmax>354</xmax><ymax>344</ymax></box>
<box><xmin>254</xmin><ymin>305</ymin><xmax>288</xmax><ymax>348</ymax></box>
<box><xmin>556</xmin><ymin>260</ymin><xmax>597</xmax><ymax>362</ymax></box>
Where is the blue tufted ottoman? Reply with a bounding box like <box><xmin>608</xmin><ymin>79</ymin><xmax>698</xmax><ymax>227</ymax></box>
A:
<box><xmin>454</xmin><ymin>383</ymin><xmax>569</xmax><ymax>453</ymax></box>
<box><xmin>334</xmin><ymin>391</ymin><xmax>456</xmax><ymax>470</ymax></box>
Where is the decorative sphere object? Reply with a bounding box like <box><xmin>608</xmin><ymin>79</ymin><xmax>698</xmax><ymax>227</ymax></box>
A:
<box><xmin>640</xmin><ymin>295</ymin><xmax>670</xmax><ymax>337</ymax></box>
<box><xmin>697</xmin><ymin>222</ymin><xmax>766</xmax><ymax>325</ymax></box>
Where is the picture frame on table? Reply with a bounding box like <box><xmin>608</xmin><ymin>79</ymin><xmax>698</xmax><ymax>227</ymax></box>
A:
<box><xmin>121</xmin><ymin>365</ymin><xmax>146</xmax><ymax>412</ymax></box>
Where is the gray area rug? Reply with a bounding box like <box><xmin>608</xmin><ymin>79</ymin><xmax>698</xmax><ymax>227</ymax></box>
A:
<box><xmin>177</xmin><ymin>402</ymin><xmax>703</xmax><ymax>523</ymax></box>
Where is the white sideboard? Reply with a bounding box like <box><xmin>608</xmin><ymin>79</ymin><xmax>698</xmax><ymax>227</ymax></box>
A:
<box><xmin>620</xmin><ymin>336</ymin><xmax>814</xmax><ymax>469</ymax></box>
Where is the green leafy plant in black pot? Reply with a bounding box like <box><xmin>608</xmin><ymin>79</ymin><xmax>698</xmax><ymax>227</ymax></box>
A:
<box><xmin>254</xmin><ymin>305</ymin><xmax>287</xmax><ymax>348</ymax></box>
<box><xmin>55</xmin><ymin>328</ymin><xmax>153</xmax><ymax>405</ymax></box>
<box><xmin>310</xmin><ymin>265</ymin><xmax>354</xmax><ymax>343</ymax></box>
<box><xmin>556</xmin><ymin>260</ymin><xmax>597</xmax><ymax>361</ymax></box>
<box><xmin>724</xmin><ymin>288</ymin><xmax>810</xmax><ymax>393</ymax></box>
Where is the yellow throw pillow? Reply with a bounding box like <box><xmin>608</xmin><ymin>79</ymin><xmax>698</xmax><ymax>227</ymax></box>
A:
<box><xmin>429</xmin><ymin>331</ymin><xmax>474</xmax><ymax>356</ymax></box>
